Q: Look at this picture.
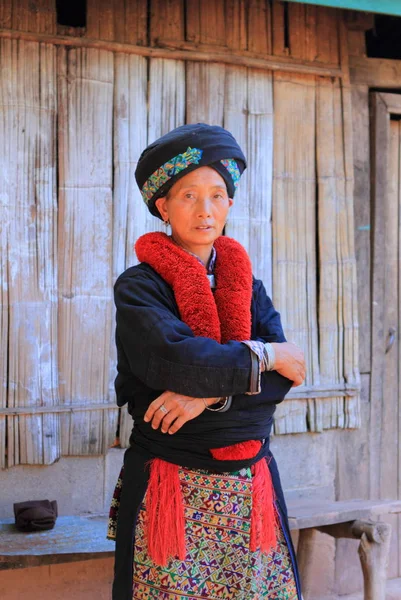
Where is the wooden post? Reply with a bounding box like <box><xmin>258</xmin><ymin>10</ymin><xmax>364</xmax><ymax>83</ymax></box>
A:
<box><xmin>297</xmin><ymin>528</ymin><xmax>318</xmax><ymax>598</ymax></box>
<box><xmin>355</xmin><ymin>521</ymin><xmax>392</xmax><ymax>600</ymax></box>
<box><xmin>317</xmin><ymin>518</ymin><xmax>392</xmax><ymax>600</ymax></box>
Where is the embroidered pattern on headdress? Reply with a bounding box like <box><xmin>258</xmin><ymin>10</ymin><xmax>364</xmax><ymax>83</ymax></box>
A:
<box><xmin>220</xmin><ymin>158</ymin><xmax>241</xmax><ymax>188</ymax></box>
<box><xmin>141</xmin><ymin>147</ymin><xmax>203</xmax><ymax>204</ymax></box>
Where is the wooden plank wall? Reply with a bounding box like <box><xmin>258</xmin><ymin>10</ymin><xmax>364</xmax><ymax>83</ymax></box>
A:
<box><xmin>315</xmin><ymin>77</ymin><xmax>360</xmax><ymax>432</ymax></box>
<box><xmin>272</xmin><ymin>72</ymin><xmax>318</xmax><ymax>433</ymax></box>
<box><xmin>0</xmin><ymin>38</ymin><xmax>59</xmax><ymax>467</ymax></box>
<box><xmin>57</xmin><ymin>46</ymin><xmax>116</xmax><ymax>456</ymax></box>
<box><xmin>0</xmin><ymin>0</ymin><xmax>341</xmax><ymax>63</ymax></box>
<box><xmin>382</xmin><ymin>119</ymin><xmax>400</xmax><ymax>579</ymax></box>
<box><xmin>0</xmin><ymin>0</ymin><xmax>361</xmax><ymax>462</ymax></box>
<box><xmin>272</xmin><ymin>71</ymin><xmax>359</xmax><ymax>434</ymax></box>
<box><xmin>336</xmin><ymin>22</ymin><xmax>401</xmax><ymax>588</ymax></box>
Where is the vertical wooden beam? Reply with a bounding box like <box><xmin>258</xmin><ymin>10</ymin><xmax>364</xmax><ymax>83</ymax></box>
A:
<box><xmin>379</xmin><ymin>119</ymin><xmax>401</xmax><ymax>578</ymax></box>
<box><xmin>398</xmin><ymin>124</ymin><xmax>401</xmax><ymax>578</ymax></box>
<box><xmin>369</xmin><ymin>93</ymin><xmax>390</xmax><ymax>500</ymax></box>
<box><xmin>352</xmin><ymin>85</ymin><xmax>371</xmax><ymax>373</ymax></box>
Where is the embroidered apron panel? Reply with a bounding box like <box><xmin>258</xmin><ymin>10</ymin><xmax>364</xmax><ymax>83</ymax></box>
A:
<box><xmin>108</xmin><ymin>465</ymin><xmax>299</xmax><ymax>599</ymax></box>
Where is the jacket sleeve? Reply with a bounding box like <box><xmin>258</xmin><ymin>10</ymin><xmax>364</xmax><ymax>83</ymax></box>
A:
<box><xmin>251</xmin><ymin>278</ymin><xmax>293</xmax><ymax>402</ymax></box>
<box><xmin>114</xmin><ymin>270</ymin><xmax>253</xmax><ymax>398</ymax></box>
<box><xmin>252</xmin><ymin>278</ymin><xmax>287</xmax><ymax>343</ymax></box>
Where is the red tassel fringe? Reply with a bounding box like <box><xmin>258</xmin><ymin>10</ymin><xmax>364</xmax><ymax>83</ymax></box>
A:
<box><xmin>145</xmin><ymin>458</ymin><xmax>186</xmax><ymax>566</ymax></box>
<box><xmin>250</xmin><ymin>457</ymin><xmax>278</xmax><ymax>553</ymax></box>
<box><xmin>144</xmin><ymin>451</ymin><xmax>278</xmax><ymax>565</ymax></box>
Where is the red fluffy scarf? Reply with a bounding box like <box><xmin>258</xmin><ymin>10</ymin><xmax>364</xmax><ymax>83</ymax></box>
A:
<box><xmin>135</xmin><ymin>232</ymin><xmax>278</xmax><ymax>565</ymax></box>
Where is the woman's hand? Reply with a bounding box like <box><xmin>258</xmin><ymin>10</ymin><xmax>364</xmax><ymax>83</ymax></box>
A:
<box><xmin>143</xmin><ymin>390</ymin><xmax>219</xmax><ymax>434</ymax></box>
<box><xmin>271</xmin><ymin>342</ymin><xmax>306</xmax><ymax>387</ymax></box>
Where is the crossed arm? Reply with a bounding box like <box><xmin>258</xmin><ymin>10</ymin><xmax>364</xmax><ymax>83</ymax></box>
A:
<box><xmin>115</xmin><ymin>270</ymin><xmax>306</xmax><ymax>435</ymax></box>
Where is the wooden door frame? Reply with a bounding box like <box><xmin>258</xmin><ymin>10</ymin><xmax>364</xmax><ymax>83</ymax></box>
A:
<box><xmin>370</xmin><ymin>92</ymin><xmax>401</xmax><ymax>499</ymax></box>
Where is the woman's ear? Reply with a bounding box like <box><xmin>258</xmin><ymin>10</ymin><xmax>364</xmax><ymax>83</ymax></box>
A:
<box><xmin>155</xmin><ymin>196</ymin><xmax>168</xmax><ymax>222</ymax></box>
<box><xmin>228</xmin><ymin>198</ymin><xmax>234</xmax><ymax>208</ymax></box>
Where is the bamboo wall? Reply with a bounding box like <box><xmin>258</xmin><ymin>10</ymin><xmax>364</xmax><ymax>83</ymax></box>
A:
<box><xmin>0</xmin><ymin>0</ymin><xmax>360</xmax><ymax>467</ymax></box>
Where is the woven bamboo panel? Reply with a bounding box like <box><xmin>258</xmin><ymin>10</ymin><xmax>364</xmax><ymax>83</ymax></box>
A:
<box><xmin>113</xmin><ymin>53</ymin><xmax>149</xmax><ymax>449</ymax></box>
<box><xmin>273</xmin><ymin>72</ymin><xmax>360</xmax><ymax>433</ymax></box>
<box><xmin>0</xmin><ymin>1</ymin><xmax>361</xmax><ymax>462</ymax></box>
<box><xmin>0</xmin><ymin>39</ymin><xmax>59</xmax><ymax>467</ymax></box>
<box><xmin>314</xmin><ymin>77</ymin><xmax>360</xmax><ymax>431</ymax></box>
<box><xmin>224</xmin><ymin>66</ymin><xmax>250</xmax><ymax>253</ymax></box>
<box><xmin>145</xmin><ymin>57</ymin><xmax>186</xmax><ymax>238</ymax></box>
<box><xmin>186</xmin><ymin>62</ymin><xmax>225</xmax><ymax>125</ymax></box>
<box><xmin>272</xmin><ymin>72</ymin><xmax>320</xmax><ymax>434</ymax></box>
<box><xmin>118</xmin><ymin>56</ymin><xmax>187</xmax><ymax>447</ymax></box>
<box><xmin>185</xmin><ymin>64</ymin><xmax>274</xmax><ymax>293</ymax></box>
<box><xmin>57</xmin><ymin>46</ymin><xmax>116</xmax><ymax>455</ymax></box>
<box><xmin>247</xmin><ymin>69</ymin><xmax>274</xmax><ymax>295</ymax></box>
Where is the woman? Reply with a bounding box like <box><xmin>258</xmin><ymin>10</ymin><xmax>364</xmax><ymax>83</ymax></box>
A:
<box><xmin>108</xmin><ymin>123</ymin><xmax>306</xmax><ymax>599</ymax></box>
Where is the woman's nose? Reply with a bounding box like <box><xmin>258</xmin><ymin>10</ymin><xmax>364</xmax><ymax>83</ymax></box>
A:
<box><xmin>196</xmin><ymin>197</ymin><xmax>212</xmax><ymax>217</ymax></box>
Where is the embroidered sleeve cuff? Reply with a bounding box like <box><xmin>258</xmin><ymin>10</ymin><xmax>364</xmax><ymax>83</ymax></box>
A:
<box><xmin>241</xmin><ymin>341</ymin><xmax>265</xmax><ymax>395</ymax></box>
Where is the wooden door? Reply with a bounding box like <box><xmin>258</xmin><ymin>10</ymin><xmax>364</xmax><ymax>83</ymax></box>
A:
<box><xmin>371</xmin><ymin>92</ymin><xmax>401</xmax><ymax>578</ymax></box>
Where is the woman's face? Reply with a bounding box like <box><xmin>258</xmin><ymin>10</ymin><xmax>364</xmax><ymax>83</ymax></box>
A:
<box><xmin>155</xmin><ymin>166</ymin><xmax>233</xmax><ymax>255</ymax></box>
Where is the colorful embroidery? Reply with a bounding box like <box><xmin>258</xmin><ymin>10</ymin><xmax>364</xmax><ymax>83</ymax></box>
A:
<box><xmin>141</xmin><ymin>147</ymin><xmax>203</xmax><ymax>204</ymax></box>
<box><xmin>108</xmin><ymin>465</ymin><xmax>299</xmax><ymax>599</ymax></box>
<box><xmin>107</xmin><ymin>466</ymin><xmax>123</xmax><ymax>540</ymax></box>
<box><xmin>220</xmin><ymin>158</ymin><xmax>241</xmax><ymax>189</ymax></box>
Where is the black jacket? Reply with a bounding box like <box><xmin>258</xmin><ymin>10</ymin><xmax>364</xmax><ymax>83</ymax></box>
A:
<box><xmin>114</xmin><ymin>262</ymin><xmax>293</xmax><ymax>452</ymax></box>
<box><xmin>112</xmin><ymin>262</ymin><xmax>302</xmax><ymax>600</ymax></box>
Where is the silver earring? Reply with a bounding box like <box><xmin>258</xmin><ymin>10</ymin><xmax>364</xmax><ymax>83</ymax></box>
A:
<box><xmin>164</xmin><ymin>219</ymin><xmax>170</xmax><ymax>227</ymax></box>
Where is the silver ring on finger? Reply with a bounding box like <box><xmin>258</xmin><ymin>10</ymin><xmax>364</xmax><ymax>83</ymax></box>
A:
<box><xmin>158</xmin><ymin>404</ymin><xmax>168</xmax><ymax>414</ymax></box>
